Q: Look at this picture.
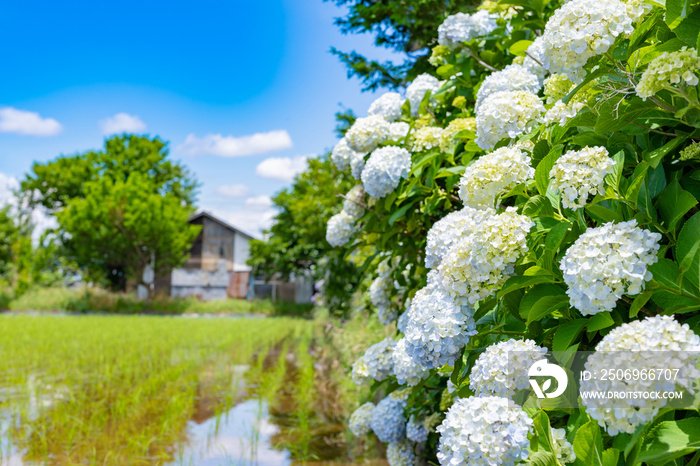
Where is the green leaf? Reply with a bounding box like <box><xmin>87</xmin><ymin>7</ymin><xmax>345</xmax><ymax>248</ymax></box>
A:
<box><xmin>649</xmin><ymin>258</ymin><xmax>700</xmax><ymax>313</ymax></box>
<box><xmin>573</xmin><ymin>420</ymin><xmax>604</xmax><ymax>466</ymax></box>
<box><xmin>637</xmin><ymin>418</ymin><xmax>700</xmax><ymax>465</ymax></box>
<box><xmin>601</xmin><ymin>448</ymin><xmax>620</xmax><ymax>466</ymax></box>
<box><xmin>509</xmin><ymin>39</ymin><xmax>532</xmax><ymax>56</ymax></box>
<box><xmin>674</xmin><ymin>10</ymin><xmax>700</xmax><ymax>47</ymax></box>
<box><xmin>529</xmin><ymin>451</ymin><xmax>558</xmax><ymax>466</ymax></box>
<box><xmin>625</xmin><ymin>161</ymin><xmax>651</xmax><ymax>206</ymax></box>
<box><xmin>585</xmin><ymin>204</ymin><xmax>623</xmax><ymax>223</ymax></box>
<box><xmin>628</xmin><ymin>9</ymin><xmax>663</xmax><ymax>58</ymax></box>
<box><xmin>535</xmin><ymin>151</ymin><xmax>561</xmax><ymax>196</ymax></box>
<box><xmin>388</xmin><ymin>199</ymin><xmax>418</xmax><ymax>226</ymax></box>
<box><xmin>629</xmin><ymin>291</ymin><xmax>652</xmax><ymax>318</ymax></box>
<box><xmin>645</xmin><ymin>135</ymin><xmax>688</xmax><ymax>168</ymax></box>
<box><xmin>498</xmin><ymin>274</ymin><xmax>557</xmax><ymax>297</ymax></box>
<box><xmin>553</xmin><ymin>319</ymin><xmax>587</xmax><ymax>352</ymax></box>
<box><xmin>665</xmin><ymin>0</ymin><xmax>692</xmax><ymax>29</ymax></box>
<box><xmin>604</xmin><ymin>150</ymin><xmax>625</xmax><ymax>193</ymax></box>
<box><xmin>544</xmin><ymin>220</ymin><xmax>571</xmax><ymax>252</ymax></box>
<box><xmin>526</xmin><ymin>295</ymin><xmax>570</xmax><ymax>325</ymax></box>
<box><xmin>524</xmin><ymin>195</ymin><xmax>557</xmax><ymax>217</ymax></box>
<box><xmin>677</xmin><ymin>211</ymin><xmax>700</xmax><ymax>289</ymax></box>
<box><xmin>657</xmin><ymin>179</ymin><xmax>698</xmax><ymax>231</ymax></box>
<box><xmin>587</xmin><ymin>312</ymin><xmax>614</xmax><ymax>332</ymax></box>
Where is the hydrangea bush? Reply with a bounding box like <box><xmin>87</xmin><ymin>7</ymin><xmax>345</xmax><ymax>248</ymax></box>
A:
<box><xmin>323</xmin><ymin>0</ymin><xmax>700</xmax><ymax>463</ymax></box>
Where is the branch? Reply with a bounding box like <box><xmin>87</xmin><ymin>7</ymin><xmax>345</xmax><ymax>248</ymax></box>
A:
<box><xmin>625</xmin><ymin>121</ymin><xmax>677</xmax><ymax>137</ymax></box>
<box><xmin>465</xmin><ymin>48</ymin><xmax>498</xmax><ymax>72</ymax></box>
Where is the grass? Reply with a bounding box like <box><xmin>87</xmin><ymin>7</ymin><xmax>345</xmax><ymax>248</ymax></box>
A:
<box><xmin>0</xmin><ymin>286</ymin><xmax>313</xmax><ymax>316</ymax></box>
<box><xmin>0</xmin><ymin>314</ymin><xmax>320</xmax><ymax>465</ymax></box>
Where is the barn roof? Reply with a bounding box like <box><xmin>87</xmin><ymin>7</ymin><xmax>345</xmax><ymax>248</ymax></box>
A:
<box><xmin>188</xmin><ymin>211</ymin><xmax>257</xmax><ymax>241</ymax></box>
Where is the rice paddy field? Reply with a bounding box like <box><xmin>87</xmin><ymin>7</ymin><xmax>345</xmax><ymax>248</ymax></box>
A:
<box><xmin>0</xmin><ymin>314</ymin><xmax>371</xmax><ymax>465</ymax></box>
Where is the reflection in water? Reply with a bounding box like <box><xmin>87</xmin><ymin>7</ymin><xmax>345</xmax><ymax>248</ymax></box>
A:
<box><xmin>174</xmin><ymin>399</ymin><xmax>291</xmax><ymax>466</ymax></box>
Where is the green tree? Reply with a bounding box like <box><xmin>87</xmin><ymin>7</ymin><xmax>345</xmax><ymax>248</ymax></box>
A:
<box><xmin>0</xmin><ymin>207</ymin><xmax>19</xmax><ymax>280</ymax></box>
<box><xmin>20</xmin><ymin>135</ymin><xmax>200</xmax><ymax>292</ymax></box>
<box><xmin>248</xmin><ymin>155</ymin><xmax>361</xmax><ymax>315</ymax></box>
<box><xmin>328</xmin><ymin>0</ymin><xmax>477</xmax><ymax>90</ymax></box>
<box><xmin>58</xmin><ymin>174</ymin><xmax>199</xmax><ymax>295</ymax></box>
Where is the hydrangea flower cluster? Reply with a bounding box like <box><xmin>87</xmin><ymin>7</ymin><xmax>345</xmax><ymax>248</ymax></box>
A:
<box><xmin>370</xmin><ymin>394</ymin><xmax>407</xmax><ymax>443</ymax></box>
<box><xmin>552</xmin><ymin>428</ymin><xmax>576</xmax><ymax>464</ymax></box>
<box><xmin>540</xmin><ymin>0</ymin><xmax>641</xmax><ymax>83</ymax></box>
<box><xmin>458</xmin><ymin>146</ymin><xmax>535</xmax><ymax>209</ymax></box>
<box><xmin>436</xmin><ymin>396</ymin><xmax>533</xmax><ymax>466</ymax></box>
<box><xmin>636</xmin><ymin>47</ymin><xmax>700</xmax><ymax>99</ymax></box>
<box><xmin>475</xmin><ymin>64</ymin><xmax>541</xmax><ymax>109</ymax></box>
<box><xmin>439</xmin><ymin>208</ymin><xmax>534</xmax><ymax>305</ymax></box>
<box><xmin>425</xmin><ymin>207</ymin><xmax>495</xmax><ymax>269</ymax></box>
<box><xmin>388</xmin><ymin>122</ymin><xmax>410</xmax><ymax>142</ymax></box>
<box><xmin>469</xmin><ymin>339</ymin><xmax>548</xmax><ymax>398</ymax></box>
<box><xmin>411</xmin><ymin>126</ymin><xmax>443</xmax><ymax>152</ymax></box>
<box><xmin>549</xmin><ymin>146</ymin><xmax>616</xmax><ymax>209</ymax></box>
<box><xmin>326</xmin><ymin>211</ymin><xmax>356</xmax><ymax>247</ymax></box>
<box><xmin>361</xmin><ymin>146</ymin><xmax>412</xmax><ymax>198</ymax></box>
<box><xmin>439</xmin><ymin>118</ymin><xmax>476</xmax><ymax>153</ymax></box>
<box><xmin>392</xmin><ymin>338</ymin><xmax>430</xmax><ymax>386</ymax></box>
<box><xmin>406</xmin><ymin>74</ymin><xmax>442</xmax><ymax>115</ymax></box>
<box><xmin>343</xmin><ymin>185</ymin><xmax>365</xmax><ymax>219</ymax></box>
<box><xmin>561</xmin><ymin>220</ymin><xmax>661</xmax><ymax>315</ymax></box>
<box><xmin>350</xmin><ymin>150</ymin><xmax>366</xmax><ymax>179</ymax></box>
<box><xmin>368</xmin><ymin>92</ymin><xmax>405</xmax><ymax>122</ymax></box>
<box><xmin>544</xmin><ymin>74</ymin><xmax>574</xmax><ymax>104</ymax></box>
<box><xmin>437</xmin><ymin>11</ymin><xmax>499</xmax><ymax>48</ymax></box>
<box><xmin>581</xmin><ymin>316</ymin><xmax>700</xmax><ymax>434</ymax></box>
<box><xmin>397</xmin><ymin>298</ymin><xmax>410</xmax><ymax>333</ymax></box>
<box><xmin>403</xmin><ymin>272</ymin><xmax>477</xmax><ymax>369</ymax></box>
<box><xmin>406</xmin><ymin>415</ymin><xmax>428</xmax><ymax>443</ymax></box>
<box><xmin>345</xmin><ymin>115</ymin><xmax>391</xmax><ymax>153</ymax></box>
<box><xmin>387</xmin><ymin>440</ymin><xmax>415</xmax><ymax>466</ymax></box>
<box><xmin>331</xmin><ymin>138</ymin><xmax>362</xmax><ymax>172</ymax></box>
<box><xmin>349</xmin><ymin>402</ymin><xmax>375</xmax><ymax>437</ymax></box>
<box><xmin>475</xmin><ymin>90</ymin><xmax>545</xmax><ymax>149</ymax></box>
<box><xmin>680</xmin><ymin>141</ymin><xmax>700</xmax><ymax>161</ymax></box>
<box><xmin>351</xmin><ymin>338</ymin><xmax>396</xmax><ymax>385</ymax></box>
<box><xmin>543</xmin><ymin>101</ymin><xmax>585</xmax><ymax>127</ymax></box>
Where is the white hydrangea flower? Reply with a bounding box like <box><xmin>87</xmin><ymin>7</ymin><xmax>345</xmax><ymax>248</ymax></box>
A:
<box><xmin>392</xmin><ymin>338</ymin><xmax>430</xmax><ymax>386</ymax></box>
<box><xmin>370</xmin><ymin>257</ymin><xmax>404</xmax><ymax>325</ymax></box>
<box><xmin>439</xmin><ymin>208</ymin><xmax>534</xmax><ymax>305</ymax></box>
<box><xmin>388</xmin><ymin>122</ymin><xmax>410</xmax><ymax>142</ymax></box>
<box><xmin>411</xmin><ymin>126</ymin><xmax>443</xmax><ymax>152</ymax></box>
<box><xmin>581</xmin><ymin>315</ymin><xmax>700</xmax><ymax>435</ymax></box>
<box><xmin>397</xmin><ymin>303</ymin><xmax>410</xmax><ymax>333</ymax></box>
<box><xmin>636</xmin><ymin>47</ymin><xmax>700</xmax><ymax>99</ymax></box>
<box><xmin>343</xmin><ymin>185</ymin><xmax>365</xmax><ymax>219</ymax></box>
<box><xmin>349</xmin><ymin>402</ymin><xmax>375</xmax><ymax>436</ymax></box>
<box><xmin>437</xmin><ymin>396</ymin><xmax>533</xmax><ymax>466</ymax></box>
<box><xmin>404</xmin><ymin>271</ymin><xmax>477</xmax><ymax>369</ymax></box>
<box><xmin>544</xmin><ymin>74</ymin><xmax>575</xmax><ymax>104</ymax></box>
<box><xmin>346</xmin><ymin>115</ymin><xmax>391</xmax><ymax>153</ymax></box>
<box><xmin>368</xmin><ymin>92</ymin><xmax>405</xmax><ymax>122</ymax></box>
<box><xmin>543</xmin><ymin>101</ymin><xmax>585</xmax><ymax>127</ymax></box>
<box><xmin>326</xmin><ymin>211</ymin><xmax>356</xmax><ymax>247</ymax></box>
<box><xmin>552</xmin><ymin>428</ymin><xmax>576</xmax><ymax>464</ymax></box>
<box><xmin>387</xmin><ymin>440</ymin><xmax>415</xmax><ymax>466</ymax></box>
<box><xmin>406</xmin><ymin>74</ymin><xmax>441</xmax><ymax>116</ymax></box>
<box><xmin>476</xmin><ymin>90</ymin><xmax>545</xmax><ymax>150</ymax></box>
<box><xmin>425</xmin><ymin>207</ymin><xmax>496</xmax><ymax>269</ymax></box>
<box><xmin>351</xmin><ymin>338</ymin><xmax>397</xmax><ymax>385</ymax></box>
<box><xmin>469</xmin><ymin>339</ymin><xmax>548</xmax><ymax>398</ymax></box>
<box><xmin>561</xmin><ymin>220</ymin><xmax>661</xmax><ymax>315</ymax></box>
<box><xmin>331</xmin><ymin>137</ymin><xmax>358</xmax><ymax>171</ymax></box>
<box><xmin>406</xmin><ymin>415</ymin><xmax>429</xmax><ymax>443</ymax></box>
<box><xmin>549</xmin><ymin>146</ymin><xmax>616</xmax><ymax>209</ymax></box>
<box><xmin>475</xmin><ymin>64</ymin><xmax>542</xmax><ymax>109</ymax></box>
<box><xmin>370</xmin><ymin>394</ymin><xmax>407</xmax><ymax>443</ymax></box>
<box><xmin>540</xmin><ymin>0</ymin><xmax>643</xmax><ymax>83</ymax></box>
<box><xmin>350</xmin><ymin>151</ymin><xmax>366</xmax><ymax>180</ymax></box>
<box><xmin>458</xmin><ymin>146</ymin><xmax>535</xmax><ymax>209</ymax></box>
<box><xmin>437</xmin><ymin>11</ymin><xmax>499</xmax><ymax>48</ymax></box>
<box><xmin>361</xmin><ymin>146</ymin><xmax>412</xmax><ymax>198</ymax></box>
<box><xmin>522</xmin><ymin>36</ymin><xmax>547</xmax><ymax>83</ymax></box>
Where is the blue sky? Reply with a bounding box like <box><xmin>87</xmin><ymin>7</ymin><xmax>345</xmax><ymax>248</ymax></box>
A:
<box><xmin>0</xmin><ymin>0</ymin><xmax>400</xmax><ymax>236</ymax></box>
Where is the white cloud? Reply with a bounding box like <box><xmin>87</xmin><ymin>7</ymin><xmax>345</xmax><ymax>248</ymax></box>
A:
<box><xmin>177</xmin><ymin>130</ymin><xmax>293</xmax><ymax>157</ymax></box>
<box><xmin>255</xmin><ymin>155</ymin><xmax>309</xmax><ymax>182</ymax></box>
<box><xmin>245</xmin><ymin>195</ymin><xmax>273</xmax><ymax>209</ymax></box>
<box><xmin>0</xmin><ymin>107</ymin><xmax>62</xmax><ymax>136</ymax></box>
<box><xmin>99</xmin><ymin>113</ymin><xmax>147</xmax><ymax>135</ymax></box>
<box><xmin>215</xmin><ymin>184</ymin><xmax>250</xmax><ymax>199</ymax></box>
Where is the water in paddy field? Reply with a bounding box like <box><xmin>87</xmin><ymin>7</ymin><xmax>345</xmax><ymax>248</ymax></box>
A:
<box><xmin>0</xmin><ymin>314</ymin><xmax>384</xmax><ymax>466</ymax></box>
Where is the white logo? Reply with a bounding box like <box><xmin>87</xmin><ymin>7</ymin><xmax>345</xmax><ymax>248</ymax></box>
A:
<box><xmin>528</xmin><ymin>359</ymin><xmax>568</xmax><ymax>399</ymax></box>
